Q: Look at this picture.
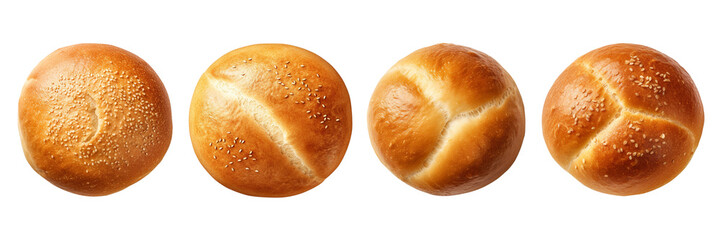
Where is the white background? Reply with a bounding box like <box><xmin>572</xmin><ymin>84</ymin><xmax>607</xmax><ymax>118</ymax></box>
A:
<box><xmin>1</xmin><ymin>0</ymin><xmax>718</xmax><ymax>239</ymax></box>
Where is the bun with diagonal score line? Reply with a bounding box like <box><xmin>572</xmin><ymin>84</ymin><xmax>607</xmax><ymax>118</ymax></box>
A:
<box><xmin>542</xmin><ymin>43</ymin><xmax>704</xmax><ymax>195</ymax></box>
<box><xmin>189</xmin><ymin>44</ymin><xmax>352</xmax><ymax>197</ymax></box>
<box><xmin>368</xmin><ymin>43</ymin><xmax>526</xmax><ymax>196</ymax></box>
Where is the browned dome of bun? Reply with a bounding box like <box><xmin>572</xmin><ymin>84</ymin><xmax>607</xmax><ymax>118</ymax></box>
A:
<box><xmin>189</xmin><ymin>44</ymin><xmax>352</xmax><ymax>197</ymax></box>
<box><xmin>19</xmin><ymin>43</ymin><xmax>173</xmax><ymax>196</ymax></box>
<box><xmin>542</xmin><ymin>43</ymin><xmax>704</xmax><ymax>196</ymax></box>
<box><xmin>368</xmin><ymin>43</ymin><xmax>526</xmax><ymax>196</ymax></box>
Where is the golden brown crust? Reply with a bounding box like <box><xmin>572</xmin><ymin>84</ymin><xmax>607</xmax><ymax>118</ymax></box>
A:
<box><xmin>18</xmin><ymin>43</ymin><xmax>172</xmax><ymax>196</ymax></box>
<box><xmin>368</xmin><ymin>43</ymin><xmax>525</xmax><ymax>196</ymax></box>
<box><xmin>189</xmin><ymin>44</ymin><xmax>352</xmax><ymax>197</ymax></box>
<box><xmin>543</xmin><ymin>43</ymin><xmax>704</xmax><ymax>195</ymax></box>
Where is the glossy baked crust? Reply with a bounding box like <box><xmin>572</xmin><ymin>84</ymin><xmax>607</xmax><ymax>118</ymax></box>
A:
<box><xmin>189</xmin><ymin>44</ymin><xmax>352</xmax><ymax>197</ymax></box>
<box><xmin>542</xmin><ymin>43</ymin><xmax>704</xmax><ymax>195</ymax></box>
<box><xmin>19</xmin><ymin>44</ymin><xmax>172</xmax><ymax>196</ymax></box>
<box><xmin>368</xmin><ymin>43</ymin><xmax>525</xmax><ymax>195</ymax></box>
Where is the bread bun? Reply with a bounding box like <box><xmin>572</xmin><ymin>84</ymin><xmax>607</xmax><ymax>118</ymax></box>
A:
<box><xmin>368</xmin><ymin>43</ymin><xmax>525</xmax><ymax>196</ymax></box>
<box><xmin>189</xmin><ymin>44</ymin><xmax>352</xmax><ymax>197</ymax></box>
<box><xmin>542</xmin><ymin>43</ymin><xmax>704</xmax><ymax>195</ymax></box>
<box><xmin>18</xmin><ymin>44</ymin><xmax>172</xmax><ymax>196</ymax></box>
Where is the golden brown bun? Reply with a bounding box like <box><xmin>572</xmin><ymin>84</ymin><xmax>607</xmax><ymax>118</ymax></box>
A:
<box><xmin>18</xmin><ymin>43</ymin><xmax>173</xmax><ymax>196</ymax></box>
<box><xmin>189</xmin><ymin>44</ymin><xmax>352</xmax><ymax>197</ymax></box>
<box><xmin>368</xmin><ymin>43</ymin><xmax>525</xmax><ymax>196</ymax></box>
<box><xmin>543</xmin><ymin>43</ymin><xmax>704</xmax><ymax>195</ymax></box>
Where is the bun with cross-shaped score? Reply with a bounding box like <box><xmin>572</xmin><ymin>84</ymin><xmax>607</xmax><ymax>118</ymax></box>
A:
<box><xmin>18</xmin><ymin>43</ymin><xmax>173</xmax><ymax>196</ymax></box>
<box><xmin>542</xmin><ymin>43</ymin><xmax>704</xmax><ymax>195</ymax></box>
<box><xmin>368</xmin><ymin>43</ymin><xmax>526</xmax><ymax>196</ymax></box>
<box><xmin>189</xmin><ymin>44</ymin><xmax>352</xmax><ymax>197</ymax></box>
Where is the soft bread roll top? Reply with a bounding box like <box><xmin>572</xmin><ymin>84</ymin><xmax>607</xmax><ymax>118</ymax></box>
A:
<box><xmin>368</xmin><ymin>43</ymin><xmax>525</xmax><ymax>195</ymax></box>
<box><xmin>580</xmin><ymin>44</ymin><xmax>703</xmax><ymax>139</ymax></box>
<box><xmin>543</xmin><ymin>43</ymin><xmax>703</xmax><ymax>195</ymax></box>
<box><xmin>19</xmin><ymin>44</ymin><xmax>172</xmax><ymax>196</ymax></box>
<box><xmin>190</xmin><ymin>44</ymin><xmax>352</xmax><ymax>197</ymax></box>
<box><xmin>542</xmin><ymin>64</ymin><xmax>624</xmax><ymax>165</ymax></box>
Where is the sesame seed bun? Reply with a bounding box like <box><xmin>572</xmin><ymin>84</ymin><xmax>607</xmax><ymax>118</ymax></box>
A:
<box><xmin>542</xmin><ymin>43</ymin><xmax>704</xmax><ymax>195</ymax></box>
<box><xmin>18</xmin><ymin>43</ymin><xmax>173</xmax><ymax>196</ymax></box>
<box><xmin>189</xmin><ymin>44</ymin><xmax>352</xmax><ymax>197</ymax></box>
<box><xmin>367</xmin><ymin>43</ymin><xmax>526</xmax><ymax>196</ymax></box>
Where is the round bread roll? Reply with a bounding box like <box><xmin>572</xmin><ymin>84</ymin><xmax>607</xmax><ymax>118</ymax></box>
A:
<box><xmin>18</xmin><ymin>43</ymin><xmax>172</xmax><ymax>196</ymax></box>
<box><xmin>368</xmin><ymin>43</ymin><xmax>525</xmax><ymax>196</ymax></box>
<box><xmin>543</xmin><ymin>43</ymin><xmax>704</xmax><ymax>195</ymax></box>
<box><xmin>189</xmin><ymin>44</ymin><xmax>352</xmax><ymax>197</ymax></box>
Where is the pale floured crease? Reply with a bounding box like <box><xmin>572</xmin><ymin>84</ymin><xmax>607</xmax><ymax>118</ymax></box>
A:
<box><xmin>582</xmin><ymin>63</ymin><xmax>697</xmax><ymax>148</ymax></box>
<box><xmin>206</xmin><ymin>75</ymin><xmax>319</xmax><ymax>180</ymax></box>
<box><xmin>406</xmin><ymin>88</ymin><xmax>516</xmax><ymax>180</ymax></box>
